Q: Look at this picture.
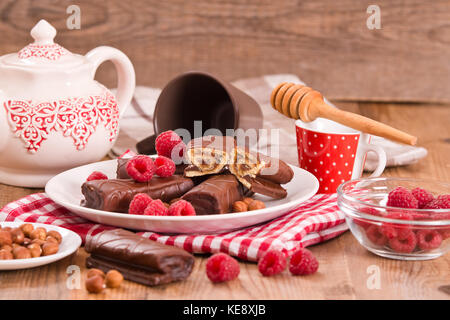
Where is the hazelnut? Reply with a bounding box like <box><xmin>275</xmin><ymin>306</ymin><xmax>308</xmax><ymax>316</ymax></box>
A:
<box><xmin>12</xmin><ymin>246</ymin><xmax>31</xmax><ymax>259</ymax></box>
<box><xmin>42</xmin><ymin>242</ymin><xmax>59</xmax><ymax>256</ymax></box>
<box><xmin>170</xmin><ymin>198</ymin><xmax>181</xmax><ymax>205</ymax></box>
<box><xmin>0</xmin><ymin>249</ymin><xmax>13</xmax><ymax>260</ymax></box>
<box><xmin>248</xmin><ymin>200</ymin><xmax>266</xmax><ymax>211</ymax></box>
<box><xmin>23</xmin><ymin>238</ymin><xmax>32</xmax><ymax>246</ymax></box>
<box><xmin>20</xmin><ymin>223</ymin><xmax>34</xmax><ymax>237</ymax></box>
<box><xmin>30</xmin><ymin>227</ymin><xmax>47</xmax><ymax>241</ymax></box>
<box><xmin>11</xmin><ymin>228</ymin><xmax>25</xmax><ymax>244</ymax></box>
<box><xmin>242</xmin><ymin>197</ymin><xmax>254</xmax><ymax>206</ymax></box>
<box><xmin>47</xmin><ymin>230</ymin><xmax>62</xmax><ymax>244</ymax></box>
<box><xmin>87</xmin><ymin>268</ymin><xmax>105</xmax><ymax>279</ymax></box>
<box><xmin>1</xmin><ymin>245</ymin><xmax>12</xmax><ymax>252</ymax></box>
<box><xmin>27</xmin><ymin>243</ymin><xmax>42</xmax><ymax>258</ymax></box>
<box><xmin>105</xmin><ymin>270</ymin><xmax>124</xmax><ymax>288</ymax></box>
<box><xmin>85</xmin><ymin>275</ymin><xmax>105</xmax><ymax>293</ymax></box>
<box><xmin>163</xmin><ymin>202</ymin><xmax>170</xmax><ymax>209</ymax></box>
<box><xmin>45</xmin><ymin>236</ymin><xmax>59</xmax><ymax>244</ymax></box>
<box><xmin>31</xmin><ymin>239</ymin><xmax>45</xmax><ymax>247</ymax></box>
<box><xmin>0</xmin><ymin>230</ymin><xmax>12</xmax><ymax>246</ymax></box>
<box><xmin>232</xmin><ymin>201</ymin><xmax>248</xmax><ymax>213</ymax></box>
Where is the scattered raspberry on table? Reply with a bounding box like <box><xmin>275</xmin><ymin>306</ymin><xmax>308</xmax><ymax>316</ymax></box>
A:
<box><xmin>289</xmin><ymin>248</ymin><xmax>319</xmax><ymax>276</ymax></box>
<box><xmin>258</xmin><ymin>250</ymin><xmax>287</xmax><ymax>277</ymax></box>
<box><xmin>206</xmin><ymin>253</ymin><xmax>240</xmax><ymax>283</ymax></box>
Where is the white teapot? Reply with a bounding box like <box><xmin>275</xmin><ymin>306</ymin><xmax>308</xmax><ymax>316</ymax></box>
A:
<box><xmin>0</xmin><ymin>20</ymin><xmax>135</xmax><ymax>187</ymax></box>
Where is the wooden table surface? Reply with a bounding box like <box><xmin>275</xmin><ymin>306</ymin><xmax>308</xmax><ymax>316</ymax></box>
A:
<box><xmin>0</xmin><ymin>101</ymin><xmax>449</xmax><ymax>300</ymax></box>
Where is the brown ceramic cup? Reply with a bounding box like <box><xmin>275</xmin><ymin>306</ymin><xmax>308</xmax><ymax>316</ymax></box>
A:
<box><xmin>136</xmin><ymin>71</ymin><xmax>263</xmax><ymax>154</ymax></box>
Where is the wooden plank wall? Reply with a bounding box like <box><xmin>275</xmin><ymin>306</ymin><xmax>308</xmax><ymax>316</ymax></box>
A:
<box><xmin>0</xmin><ymin>0</ymin><xmax>449</xmax><ymax>103</ymax></box>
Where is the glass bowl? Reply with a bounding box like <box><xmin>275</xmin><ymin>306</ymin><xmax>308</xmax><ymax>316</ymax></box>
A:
<box><xmin>337</xmin><ymin>177</ymin><xmax>450</xmax><ymax>260</ymax></box>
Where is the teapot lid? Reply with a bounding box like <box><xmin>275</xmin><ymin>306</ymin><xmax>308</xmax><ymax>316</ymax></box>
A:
<box><xmin>1</xmin><ymin>20</ymin><xmax>85</xmax><ymax>69</ymax></box>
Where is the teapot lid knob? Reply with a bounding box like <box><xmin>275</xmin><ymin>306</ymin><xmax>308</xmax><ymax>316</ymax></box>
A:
<box><xmin>30</xmin><ymin>20</ymin><xmax>57</xmax><ymax>45</ymax></box>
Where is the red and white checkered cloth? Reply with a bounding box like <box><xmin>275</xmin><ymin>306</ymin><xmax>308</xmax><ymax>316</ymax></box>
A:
<box><xmin>0</xmin><ymin>192</ymin><xmax>347</xmax><ymax>261</ymax></box>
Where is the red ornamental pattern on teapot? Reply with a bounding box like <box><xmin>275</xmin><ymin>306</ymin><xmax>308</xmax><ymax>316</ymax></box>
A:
<box><xmin>4</xmin><ymin>91</ymin><xmax>119</xmax><ymax>153</ymax></box>
<box><xmin>18</xmin><ymin>43</ymin><xmax>70</xmax><ymax>60</ymax></box>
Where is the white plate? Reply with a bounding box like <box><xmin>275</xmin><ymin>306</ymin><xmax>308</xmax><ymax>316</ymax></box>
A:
<box><xmin>0</xmin><ymin>222</ymin><xmax>82</xmax><ymax>270</ymax></box>
<box><xmin>45</xmin><ymin>160</ymin><xmax>319</xmax><ymax>234</ymax></box>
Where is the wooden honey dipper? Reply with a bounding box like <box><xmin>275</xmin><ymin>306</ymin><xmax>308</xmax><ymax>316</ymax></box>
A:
<box><xmin>270</xmin><ymin>83</ymin><xmax>417</xmax><ymax>145</ymax></box>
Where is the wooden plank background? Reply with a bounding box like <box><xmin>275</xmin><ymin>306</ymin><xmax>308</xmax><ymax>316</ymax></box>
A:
<box><xmin>0</xmin><ymin>0</ymin><xmax>449</xmax><ymax>103</ymax></box>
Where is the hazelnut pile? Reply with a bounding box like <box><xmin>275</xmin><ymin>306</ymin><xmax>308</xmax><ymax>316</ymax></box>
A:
<box><xmin>85</xmin><ymin>268</ymin><xmax>124</xmax><ymax>294</ymax></box>
<box><xmin>232</xmin><ymin>198</ymin><xmax>266</xmax><ymax>213</ymax></box>
<box><xmin>0</xmin><ymin>224</ymin><xmax>62</xmax><ymax>260</ymax></box>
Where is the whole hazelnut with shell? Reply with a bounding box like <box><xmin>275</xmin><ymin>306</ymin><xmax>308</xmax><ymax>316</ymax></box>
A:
<box><xmin>105</xmin><ymin>270</ymin><xmax>124</xmax><ymax>288</ymax></box>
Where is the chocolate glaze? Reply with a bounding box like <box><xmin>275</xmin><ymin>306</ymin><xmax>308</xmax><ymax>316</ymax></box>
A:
<box><xmin>181</xmin><ymin>174</ymin><xmax>243</xmax><ymax>215</ymax></box>
<box><xmin>85</xmin><ymin>229</ymin><xmax>194</xmax><ymax>286</ymax></box>
<box><xmin>116</xmin><ymin>158</ymin><xmax>187</xmax><ymax>179</ymax></box>
<box><xmin>81</xmin><ymin>175</ymin><xmax>194</xmax><ymax>212</ymax></box>
<box><xmin>238</xmin><ymin>147</ymin><xmax>294</xmax><ymax>185</ymax></box>
<box><xmin>244</xmin><ymin>176</ymin><xmax>287</xmax><ymax>199</ymax></box>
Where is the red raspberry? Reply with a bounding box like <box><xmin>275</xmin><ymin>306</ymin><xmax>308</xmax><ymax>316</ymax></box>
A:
<box><xmin>388</xmin><ymin>231</ymin><xmax>417</xmax><ymax>253</ymax></box>
<box><xmin>416</xmin><ymin>229</ymin><xmax>443</xmax><ymax>250</ymax></box>
<box><xmin>128</xmin><ymin>193</ymin><xmax>152</xmax><ymax>215</ymax></box>
<box><xmin>289</xmin><ymin>248</ymin><xmax>319</xmax><ymax>276</ymax></box>
<box><xmin>126</xmin><ymin>155</ymin><xmax>156</xmax><ymax>182</ymax></box>
<box><xmin>380</xmin><ymin>211</ymin><xmax>412</xmax><ymax>240</ymax></box>
<box><xmin>436</xmin><ymin>195</ymin><xmax>450</xmax><ymax>209</ymax></box>
<box><xmin>258</xmin><ymin>250</ymin><xmax>287</xmax><ymax>277</ymax></box>
<box><xmin>143</xmin><ymin>199</ymin><xmax>169</xmax><ymax>216</ymax></box>
<box><xmin>86</xmin><ymin>171</ymin><xmax>108</xmax><ymax>181</ymax></box>
<box><xmin>423</xmin><ymin>199</ymin><xmax>442</xmax><ymax>209</ymax></box>
<box><xmin>154</xmin><ymin>156</ymin><xmax>176</xmax><ymax>177</ymax></box>
<box><xmin>168</xmin><ymin>200</ymin><xmax>196</xmax><ymax>216</ymax></box>
<box><xmin>411</xmin><ymin>188</ymin><xmax>434</xmax><ymax>209</ymax></box>
<box><xmin>206</xmin><ymin>253</ymin><xmax>240</xmax><ymax>283</ymax></box>
<box><xmin>155</xmin><ymin>131</ymin><xmax>185</xmax><ymax>159</ymax></box>
<box><xmin>366</xmin><ymin>225</ymin><xmax>388</xmax><ymax>246</ymax></box>
<box><xmin>387</xmin><ymin>187</ymin><xmax>418</xmax><ymax>209</ymax></box>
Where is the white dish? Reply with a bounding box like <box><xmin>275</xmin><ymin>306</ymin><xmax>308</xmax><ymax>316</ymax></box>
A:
<box><xmin>0</xmin><ymin>222</ymin><xmax>82</xmax><ymax>270</ymax></box>
<box><xmin>45</xmin><ymin>160</ymin><xmax>319</xmax><ymax>234</ymax></box>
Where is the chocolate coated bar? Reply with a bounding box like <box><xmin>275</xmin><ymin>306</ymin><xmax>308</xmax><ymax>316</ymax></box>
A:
<box><xmin>85</xmin><ymin>229</ymin><xmax>195</xmax><ymax>286</ymax></box>
<box><xmin>181</xmin><ymin>174</ymin><xmax>243</xmax><ymax>215</ymax></box>
<box><xmin>81</xmin><ymin>175</ymin><xmax>194</xmax><ymax>212</ymax></box>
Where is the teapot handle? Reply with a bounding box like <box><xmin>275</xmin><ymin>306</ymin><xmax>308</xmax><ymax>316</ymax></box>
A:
<box><xmin>85</xmin><ymin>46</ymin><xmax>136</xmax><ymax>117</ymax></box>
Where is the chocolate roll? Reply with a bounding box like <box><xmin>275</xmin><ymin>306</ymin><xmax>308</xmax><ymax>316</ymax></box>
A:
<box><xmin>81</xmin><ymin>175</ymin><xmax>194</xmax><ymax>213</ymax></box>
<box><xmin>116</xmin><ymin>158</ymin><xmax>187</xmax><ymax>179</ymax></box>
<box><xmin>85</xmin><ymin>229</ymin><xmax>195</xmax><ymax>286</ymax></box>
<box><xmin>181</xmin><ymin>174</ymin><xmax>243</xmax><ymax>215</ymax></box>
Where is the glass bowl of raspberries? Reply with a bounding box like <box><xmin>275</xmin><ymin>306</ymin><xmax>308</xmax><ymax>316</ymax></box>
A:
<box><xmin>337</xmin><ymin>177</ymin><xmax>450</xmax><ymax>260</ymax></box>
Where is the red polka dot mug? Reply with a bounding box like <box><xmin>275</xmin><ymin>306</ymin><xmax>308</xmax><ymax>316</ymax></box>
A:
<box><xmin>296</xmin><ymin>118</ymin><xmax>386</xmax><ymax>193</ymax></box>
